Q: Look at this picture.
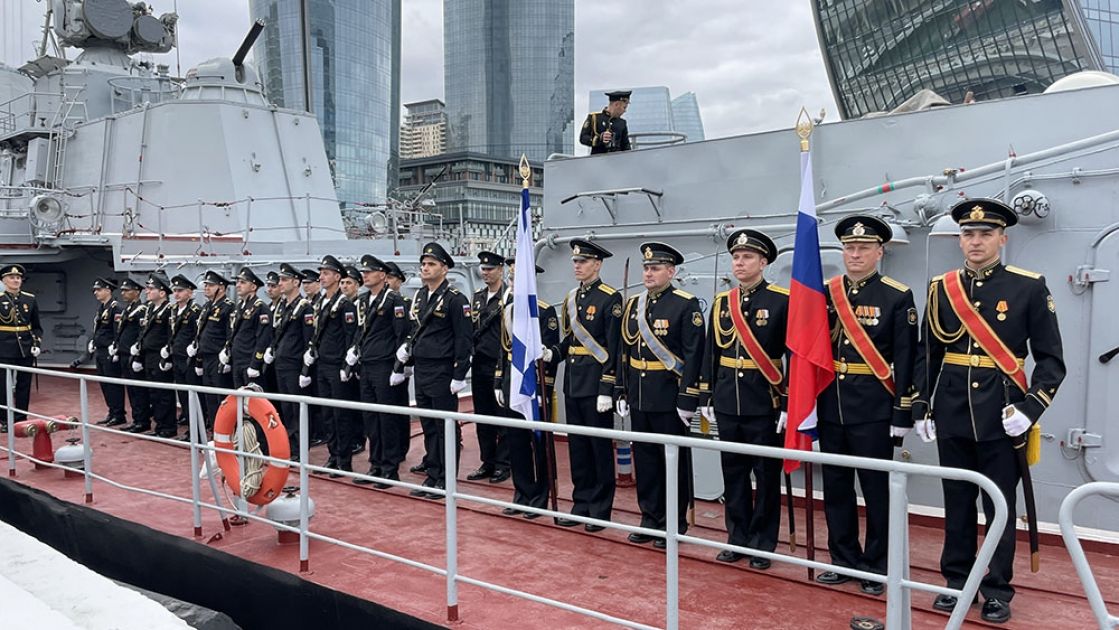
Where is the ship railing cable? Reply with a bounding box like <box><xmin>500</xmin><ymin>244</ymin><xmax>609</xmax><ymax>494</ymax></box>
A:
<box><xmin>1059</xmin><ymin>482</ymin><xmax>1119</xmax><ymax>629</ymax></box>
<box><xmin>1</xmin><ymin>363</ymin><xmax>1007</xmax><ymax>630</ymax></box>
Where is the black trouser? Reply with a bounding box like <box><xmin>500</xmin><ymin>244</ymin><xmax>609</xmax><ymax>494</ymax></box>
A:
<box><xmin>96</xmin><ymin>350</ymin><xmax>126</xmax><ymax>421</ymax></box>
<box><xmin>717</xmin><ymin>411</ymin><xmax>783</xmax><ymax>552</ymax></box>
<box><xmin>201</xmin><ymin>354</ymin><xmax>232</xmax><ymax>429</ymax></box>
<box><xmin>631</xmin><ymin>409</ymin><xmax>691</xmax><ymax>533</ymax></box>
<box><xmin>414</xmin><ymin>358</ymin><xmax>462</xmax><ymax>487</ymax></box>
<box><xmin>938</xmin><ymin>435</ymin><xmax>1020</xmax><ymax>602</ymax></box>
<box><xmin>145</xmin><ymin>359</ymin><xmax>177</xmax><ymax>434</ymax></box>
<box><xmin>125</xmin><ymin>355</ymin><xmax>151</xmax><ymax>428</ymax></box>
<box><xmin>274</xmin><ymin>363</ymin><xmax>303</xmax><ymax>453</ymax></box>
<box><xmin>359</xmin><ymin>360</ymin><xmax>410</xmax><ymax>476</ymax></box>
<box><xmin>317</xmin><ymin>362</ymin><xmax>358</xmax><ymax>470</ymax></box>
<box><xmin>564</xmin><ymin>394</ymin><xmax>615</xmax><ymax>520</ymax></box>
<box><xmin>232</xmin><ymin>357</ymin><xmax>254</xmax><ymax>389</ymax></box>
<box><xmin>470</xmin><ymin>356</ymin><xmax>508</xmax><ymax>473</ymax></box>
<box><xmin>172</xmin><ymin>354</ymin><xmax>202</xmax><ymax>421</ymax></box>
<box><xmin>817</xmin><ymin>419</ymin><xmax>892</xmax><ymax>574</ymax></box>
<box><xmin>0</xmin><ymin>356</ymin><xmax>33</xmax><ymax>422</ymax></box>
<box><xmin>508</xmin><ymin>424</ymin><xmax>550</xmax><ymax>509</ymax></box>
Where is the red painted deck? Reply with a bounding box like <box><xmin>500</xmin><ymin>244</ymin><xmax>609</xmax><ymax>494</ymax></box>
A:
<box><xmin>5</xmin><ymin>374</ymin><xmax>1117</xmax><ymax>629</ymax></box>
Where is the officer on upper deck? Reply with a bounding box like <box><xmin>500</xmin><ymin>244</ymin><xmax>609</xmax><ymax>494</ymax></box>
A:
<box><xmin>0</xmin><ymin>264</ymin><xmax>42</xmax><ymax>424</ymax></box>
<box><xmin>580</xmin><ymin>91</ymin><xmax>631</xmax><ymax>154</ymax></box>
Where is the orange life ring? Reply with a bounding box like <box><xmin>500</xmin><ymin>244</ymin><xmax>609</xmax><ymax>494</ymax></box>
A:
<box><xmin>213</xmin><ymin>395</ymin><xmax>291</xmax><ymax>506</ymax></box>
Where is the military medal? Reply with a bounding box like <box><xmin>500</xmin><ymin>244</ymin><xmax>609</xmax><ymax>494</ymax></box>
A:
<box><xmin>996</xmin><ymin>300</ymin><xmax>1008</xmax><ymax>321</ymax></box>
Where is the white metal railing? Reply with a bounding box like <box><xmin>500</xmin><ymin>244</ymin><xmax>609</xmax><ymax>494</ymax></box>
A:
<box><xmin>1059</xmin><ymin>482</ymin><xmax>1119</xmax><ymax>629</ymax></box>
<box><xmin>0</xmin><ymin>364</ymin><xmax>1008</xmax><ymax>629</ymax></box>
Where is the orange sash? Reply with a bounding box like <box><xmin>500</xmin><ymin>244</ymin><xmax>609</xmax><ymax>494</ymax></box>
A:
<box><xmin>727</xmin><ymin>287</ymin><xmax>783</xmax><ymax>386</ymax></box>
<box><xmin>826</xmin><ymin>277</ymin><xmax>896</xmax><ymax>396</ymax></box>
<box><xmin>942</xmin><ymin>270</ymin><xmax>1028</xmax><ymax>393</ymax></box>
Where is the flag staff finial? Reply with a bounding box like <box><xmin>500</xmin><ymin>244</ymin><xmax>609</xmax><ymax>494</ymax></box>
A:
<box><xmin>796</xmin><ymin>107</ymin><xmax>814</xmax><ymax>153</ymax></box>
<box><xmin>519</xmin><ymin>154</ymin><xmax>531</xmax><ymax>188</ymax></box>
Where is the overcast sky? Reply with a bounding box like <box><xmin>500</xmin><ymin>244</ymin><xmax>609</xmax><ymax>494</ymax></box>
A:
<box><xmin>1</xmin><ymin>0</ymin><xmax>837</xmax><ymax>139</ymax></box>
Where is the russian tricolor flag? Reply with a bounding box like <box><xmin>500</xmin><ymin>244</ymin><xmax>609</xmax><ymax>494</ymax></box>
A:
<box><xmin>784</xmin><ymin>146</ymin><xmax>834</xmax><ymax>473</ymax></box>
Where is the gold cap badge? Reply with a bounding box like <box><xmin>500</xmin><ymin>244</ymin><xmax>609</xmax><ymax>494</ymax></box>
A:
<box><xmin>643</xmin><ymin>247</ymin><xmax>653</xmax><ymax>260</ymax></box>
<box><xmin>852</xmin><ymin>222</ymin><xmax>866</xmax><ymax>237</ymax></box>
<box><xmin>970</xmin><ymin>206</ymin><xmax>986</xmax><ymax>221</ymax></box>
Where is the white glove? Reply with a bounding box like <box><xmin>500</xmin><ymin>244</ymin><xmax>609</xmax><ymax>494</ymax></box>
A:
<box><xmin>298</xmin><ymin>374</ymin><xmax>312</xmax><ymax>389</ymax></box>
<box><xmin>615</xmin><ymin>398</ymin><xmax>630</xmax><ymax>418</ymax></box>
<box><xmin>345</xmin><ymin>347</ymin><xmax>359</xmax><ymax>366</ymax></box>
<box><xmin>108</xmin><ymin>343</ymin><xmax>118</xmax><ymax>357</ymax></box>
<box><xmin>395</xmin><ymin>344</ymin><xmax>410</xmax><ymax>364</ymax></box>
<box><xmin>540</xmin><ymin>346</ymin><xmax>553</xmax><ymax>362</ymax></box>
<box><xmin>246</xmin><ymin>367</ymin><xmax>260</xmax><ymax>379</ymax></box>
<box><xmin>677</xmin><ymin>407</ymin><xmax>695</xmax><ymax>428</ymax></box>
<box><xmin>159</xmin><ymin>346</ymin><xmax>170</xmax><ymax>359</ymax></box>
<box><xmin>159</xmin><ymin>361</ymin><xmax>172</xmax><ymax>372</ymax></box>
<box><xmin>889</xmin><ymin>426</ymin><xmax>911</xmax><ymax>439</ymax></box>
<box><xmin>596</xmin><ymin>395</ymin><xmax>613</xmax><ymax>413</ymax></box>
<box><xmin>129</xmin><ymin>343</ymin><xmax>140</xmax><ymax>357</ymax></box>
<box><xmin>131</xmin><ymin>361</ymin><xmax>143</xmax><ymax>372</ymax></box>
<box><xmin>915</xmin><ymin>418</ymin><xmax>936</xmax><ymax>443</ymax></box>
<box><xmin>1002</xmin><ymin>404</ymin><xmax>1031</xmax><ymax>437</ymax></box>
<box><xmin>450</xmin><ymin>379</ymin><xmax>467</xmax><ymax>395</ymax></box>
<box><xmin>777</xmin><ymin>411</ymin><xmax>788</xmax><ymax>433</ymax></box>
<box><xmin>699</xmin><ymin>406</ymin><xmax>715</xmax><ymax>421</ymax></box>
<box><xmin>87</xmin><ymin>340</ymin><xmax>95</xmax><ymax>354</ymax></box>
<box><xmin>495</xmin><ymin>389</ymin><xmax>504</xmax><ymax>407</ymax></box>
<box><xmin>221</xmin><ymin>362</ymin><xmax>231</xmax><ymax>374</ymax></box>
<box><xmin>111</xmin><ymin>354</ymin><xmax>119</xmax><ymax>363</ymax></box>
<box><xmin>186</xmin><ymin>342</ymin><xmax>197</xmax><ymax>358</ymax></box>
<box><xmin>194</xmin><ymin>365</ymin><xmax>204</xmax><ymax>376</ymax></box>
<box><xmin>302</xmin><ymin>349</ymin><xmax>316</xmax><ymax>367</ymax></box>
<box><xmin>30</xmin><ymin>345</ymin><xmax>40</xmax><ymax>357</ymax></box>
<box><xmin>339</xmin><ymin>368</ymin><xmax>351</xmax><ymax>382</ymax></box>
<box><xmin>263</xmin><ymin>347</ymin><xmax>274</xmax><ymax>365</ymax></box>
<box><xmin>389</xmin><ymin>371</ymin><xmax>406</xmax><ymax>386</ymax></box>
<box><xmin>218</xmin><ymin>348</ymin><xmax>230</xmax><ymax>365</ymax></box>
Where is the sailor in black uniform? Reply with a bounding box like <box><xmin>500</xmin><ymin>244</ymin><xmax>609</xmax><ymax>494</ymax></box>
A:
<box><xmin>168</xmin><ymin>275</ymin><xmax>201</xmax><ymax>429</ymax></box>
<box><xmin>87</xmin><ymin>277</ymin><xmax>126</xmax><ymax>427</ymax></box>
<box><xmin>815</xmin><ymin>215</ymin><xmax>917</xmax><ymax>594</ymax></box>
<box><xmin>913</xmin><ymin>199</ymin><xmax>1065</xmax><ymax>623</ymax></box>
<box><xmin>270</xmin><ymin>264</ymin><xmax>314</xmax><ymax>457</ymax></box>
<box><xmin>192</xmin><ymin>271</ymin><xmax>234</xmax><ymax>429</ymax></box>
<box><xmin>227</xmin><ymin>268</ymin><xmax>270</xmax><ymax>389</ymax></box>
<box><xmin>617</xmin><ymin>242</ymin><xmax>704</xmax><ymax>547</ymax></box>
<box><xmin>397</xmin><ymin>242</ymin><xmax>472</xmax><ymax>499</ymax></box>
<box><xmin>112</xmin><ymin>278</ymin><xmax>150</xmax><ymax>433</ymax></box>
<box><xmin>386</xmin><ymin>261</ymin><xmax>417</xmax><ymax>470</ymax></box>
<box><xmin>261</xmin><ymin>270</ymin><xmax>282</xmax><ymax>393</ymax></box>
<box><xmin>579</xmin><ymin>90</ymin><xmax>631</xmax><ymax>154</ymax></box>
<box><xmin>300</xmin><ymin>268</ymin><xmax>325</xmax><ymax>445</ymax></box>
<box><xmin>698</xmin><ymin>229</ymin><xmax>788</xmax><ymax>568</ymax></box>
<box><xmin>139</xmin><ymin>273</ymin><xmax>177</xmax><ymax>438</ymax></box>
<box><xmin>551</xmin><ymin>239</ymin><xmax>621</xmax><ymax>530</ymax></box>
<box><xmin>467</xmin><ymin>251</ymin><xmax>512</xmax><ymax>484</ymax></box>
<box><xmin>340</xmin><ymin>265</ymin><xmax>366</xmax><ymax>455</ymax></box>
<box><xmin>0</xmin><ymin>264</ymin><xmax>42</xmax><ymax>424</ymax></box>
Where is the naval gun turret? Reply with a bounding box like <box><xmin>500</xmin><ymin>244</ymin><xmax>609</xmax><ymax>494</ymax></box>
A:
<box><xmin>52</xmin><ymin>0</ymin><xmax>177</xmax><ymax>55</ymax></box>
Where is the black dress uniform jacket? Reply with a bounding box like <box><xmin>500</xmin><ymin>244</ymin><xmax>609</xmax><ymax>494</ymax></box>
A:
<box><xmin>358</xmin><ymin>287</ymin><xmax>409</xmax><ymax>365</ymax></box>
<box><xmin>555</xmin><ymin>278</ymin><xmax>622</xmax><ymax>398</ymax></box>
<box><xmin>273</xmin><ymin>297</ymin><xmax>314</xmax><ymax>363</ymax></box>
<box><xmin>116</xmin><ymin>300</ymin><xmax>147</xmax><ymax>360</ymax></box>
<box><xmin>314</xmin><ymin>291</ymin><xmax>357</xmax><ymax>366</ymax></box>
<box><xmin>818</xmin><ymin>273</ymin><xmax>918</xmax><ymax>427</ymax></box>
<box><xmin>230</xmin><ymin>296</ymin><xmax>271</xmax><ymax>372</ymax></box>
<box><xmin>139</xmin><ymin>301</ymin><xmax>172</xmax><ymax>368</ymax></box>
<box><xmin>913</xmin><ymin>262</ymin><xmax>1065</xmax><ymax>440</ymax></box>
<box><xmin>472</xmin><ymin>285</ymin><xmax>509</xmax><ymax>362</ymax></box>
<box><xmin>410</xmin><ymin>280</ymin><xmax>472</xmax><ymax>381</ymax></box>
<box><xmin>579</xmin><ymin>110</ymin><xmax>630</xmax><ymax>154</ymax></box>
<box><xmin>0</xmin><ymin>290</ymin><xmax>41</xmax><ymax>358</ymax></box>
<box><xmin>171</xmin><ymin>302</ymin><xmax>201</xmax><ymax>357</ymax></box>
<box><xmin>94</xmin><ymin>300</ymin><xmax>123</xmax><ymax>351</ymax></box>
<box><xmin>699</xmin><ymin>281</ymin><xmax>789</xmax><ymax>414</ymax></box>
<box><xmin>618</xmin><ymin>287</ymin><xmax>705</xmax><ymax>412</ymax></box>
<box><xmin>198</xmin><ymin>297</ymin><xmax>234</xmax><ymax>357</ymax></box>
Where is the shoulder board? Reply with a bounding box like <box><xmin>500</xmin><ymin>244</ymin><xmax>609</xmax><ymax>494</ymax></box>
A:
<box><xmin>672</xmin><ymin>288</ymin><xmax>695</xmax><ymax>300</ymax></box>
<box><xmin>190</xmin><ymin>303</ymin><xmax>201</xmax><ymax>311</ymax></box>
<box><xmin>765</xmin><ymin>284</ymin><xmax>790</xmax><ymax>296</ymax></box>
<box><xmin>20</xmin><ymin>291</ymin><xmax>34</xmax><ymax>298</ymax></box>
<box><xmin>715</xmin><ymin>290</ymin><xmax>730</xmax><ymax>301</ymax></box>
<box><xmin>931</xmin><ymin>274</ymin><xmax>945</xmax><ymax>283</ymax></box>
<box><xmin>539</xmin><ymin>300</ymin><xmax>551</xmax><ymax>309</ymax></box>
<box><xmin>597</xmin><ymin>284</ymin><xmax>616</xmax><ymax>295</ymax></box>
<box><xmin>448</xmin><ymin>287</ymin><xmax>460</xmax><ymax>294</ymax></box>
<box><xmin>880</xmin><ymin>276</ymin><xmax>909</xmax><ymax>292</ymax></box>
<box><xmin>110</xmin><ymin>300</ymin><xmax>118</xmax><ymax>307</ymax></box>
<box><xmin>1006</xmin><ymin>265</ymin><xmax>1042</xmax><ymax>280</ymax></box>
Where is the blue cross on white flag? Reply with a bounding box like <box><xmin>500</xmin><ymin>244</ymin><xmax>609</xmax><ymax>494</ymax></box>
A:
<box><xmin>510</xmin><ymin>160</ymin><xmax>541</xmax><ymax>423</ymax></box>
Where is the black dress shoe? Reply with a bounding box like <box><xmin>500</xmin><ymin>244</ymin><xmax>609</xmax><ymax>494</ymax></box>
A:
<box><xmin>555</xmin><ymin>518</ymin><xmax>579</xmax><ymax>527</ymax></box>
<box><xmin>96</xmin><ymin>416</ymin><xmax>113</xmax><ymax>426</ymax></box>
<box><xmin>860</xmin><ymin>580</ymin><xmax>884</xmax><ymax>595</ymax></box>
<box><xmin>653</xmin><ymin>538</ymin><xmax>668</xmax><ymax>549</ymax></box>
<box><xmin>409</xmin><ymin>462</ymin><xmax>428</xmax><ymax>474</ymax></box>
<box><xmin>584</xmin><ymin>524</ymin><xmax>606</xmax><ymax>533</ymax></box>
<box><xmin>815</xmin><ymin>571</ymin><xmax>851</xmax><ymax>585</ymax></box>
<box><xmin>329</xmin><ymin>463</ymin><xmax>352</xmax><ymax>479</ymax></box>
<box><xmin>628</xmin><ymin>532</ymin><xmax>655</xmax><ymax>545</ymax></box>
<box><xmin>716</xmin><ymin>550</ymin><xmax>745</xmax><ymax>563</ymax></box>
<box><xmin>489</xmin><ymin>469</ymin><xmax>511</xmax><ymax>483</ymax></box>
<box><xmin>353</xmin><ymin>468</ymin><xmax>378</xmax><ymax>485</ymax></box>
<box><xmin>466</xmin><ymin>466</ymin><xmax>493</xmax><ymax>481</ymax></box>
<box><xmin>749</xmin><ymin>556</ymin><xmax>771</xmax><ymax>570</ymax></box>
<box><xmin>125</xmin><ymin>424</ymin><xmax>150</xmax><ymax>433</ymax></box>
<box><xmin>426</xmin><ymin>484</ymin><xmax>445</xmax><ymax>500</ymax></box>
<box><xmin>309</xmin><ymin>437</ymin><xmax>327</xmax><ymax>447</ymax></box>
<box><xmin>981</xmin><ymin>598</ymin><xmax>1010</xmax><ymax>624</ymax></box>
<box><xmin>502</xmin><ymin>507</ymin><xmax>523</xmax><ymax>516</ymax></box>
<box><xmin>104</xmin><ymin>417</ymin><xmax>128</xmax><ymax>427</ymax></box>
<box><xmin>932</xmin><ymin>594</ymin><xmax>958</xmax><ymax>612</ymax></box>
<box><xmin>409</xmin><ymin>488</ymin><xmax>432</xmax><ymax>498</ymax></box>
<box><xmin>522</xmin><ymin>511</ymin><xmax>541</xmax><ymax>520</ymax></box>
<box><xmin>155</xmin><ymin>429</ymin><xmax>178</xmax><ymax>439</ymax></box>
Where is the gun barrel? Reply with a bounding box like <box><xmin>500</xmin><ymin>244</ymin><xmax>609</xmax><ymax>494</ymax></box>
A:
<box><xmin>233</xmin><ymin>20</ymin><xmax>266</xmax><ymax>67</ymax></box>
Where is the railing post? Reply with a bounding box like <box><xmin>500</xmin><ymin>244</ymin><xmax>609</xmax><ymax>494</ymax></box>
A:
<box><xmin>1059</xmin><ymin>482</ymin><xmax>1119</xmax><ymax>630</ymax></box>
<box><xmin>885</xmin><ymin>470</ymin><xmax>911</xmax><ymax>629</ymax></box>
<box><xmin>6</xmin><ymin>368</ymin><xmax>15</xmax><ymax>477</ymax></box>
<box><xmin>665</xmin><ymin>443</ymin><xmax>680</xmax><ymax>630</ymax></box>
<box><xmin>79</xmin><ymin>378</ymin><xmax>93</xmax><ymax>503</ymax></box>
<box><xmin>445</xmin><ymin>416</ymin><xmax>459</xmax><ymax>623</ymax></box>
<box><xmin>188</xmin><ymin>388</ymin><xmax>203</xmax><ymax>537</ymax></box>
<box><xmin>298</xmin><ymin>401</ymin><xmax>310</xmax><ymax>572</ymax></box>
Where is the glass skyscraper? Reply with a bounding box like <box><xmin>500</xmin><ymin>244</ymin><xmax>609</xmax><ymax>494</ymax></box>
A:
<box><xmin>671</xmin><ymin>92</ymin><xmax>706</xmax><ymax>142</ymax></box>
<box><xmin>444</xmin><ymin>0</ymin><xmax>574</xmax><ymax>161</ymax></box>
<box><xmin>1080</xmin><ymin>0</ymin><xmax>1119</xmax><ymax>71</ymax></box>
<box><xmin>250</xmin><ymin>0</ymin><xmax>401</xmax><ymax>204</ymax></box>
<box><xmin>813</xmin><ymin>0</ymin><xmax>1104</xmax><ymax>118</ymax></box>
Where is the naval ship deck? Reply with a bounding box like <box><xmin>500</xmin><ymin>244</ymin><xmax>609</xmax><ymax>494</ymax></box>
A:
<box><xmin>3</xmin><ymin>373</ymin><xmax>1116</xmax><ymax>629</ymax></box>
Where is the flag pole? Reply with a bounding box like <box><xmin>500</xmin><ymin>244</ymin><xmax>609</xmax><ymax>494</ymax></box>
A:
<box><xmin>796</xmin><ymin>108</ymin><xmax>817</xmax><ymax>581</ymax></box>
